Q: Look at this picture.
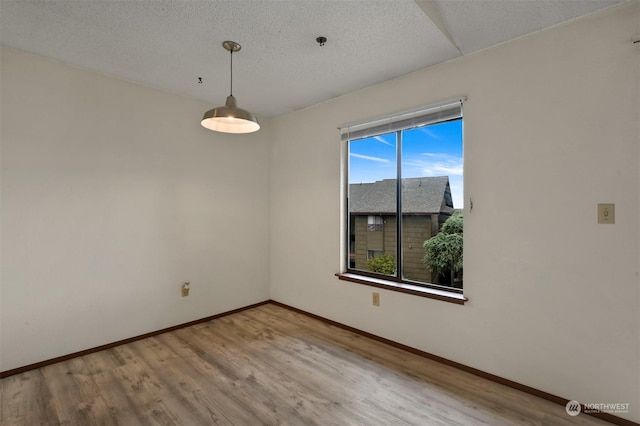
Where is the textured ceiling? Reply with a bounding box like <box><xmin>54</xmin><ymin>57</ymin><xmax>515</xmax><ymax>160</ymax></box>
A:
<box><xmin>0</xmin><ymin>0</ymin><xmax>625</xmax><ymax>118</ymax></box>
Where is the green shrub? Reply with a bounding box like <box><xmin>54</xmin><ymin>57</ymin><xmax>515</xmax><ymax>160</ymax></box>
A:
<box><xmin>423</xmin><ymin>213</ymin><xmax>463</xmax><ymax>285</ymax></box>
<box><xmin>366</xmin><ymin>254</ymin><xmax>396</xmax><ymax>275</ymax></box>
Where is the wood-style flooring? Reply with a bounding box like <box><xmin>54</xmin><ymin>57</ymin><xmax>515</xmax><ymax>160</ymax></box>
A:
<box><xmin>1</xmin><ymin>303</ymin><xmax>613</xmax><ymax>425</ymax></box>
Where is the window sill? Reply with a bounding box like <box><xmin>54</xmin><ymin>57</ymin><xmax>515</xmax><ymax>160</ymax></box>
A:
<box><xmin>335</xmin><ymin>273</ymin><xmax>467</xmax><ymax>305</ymax></box>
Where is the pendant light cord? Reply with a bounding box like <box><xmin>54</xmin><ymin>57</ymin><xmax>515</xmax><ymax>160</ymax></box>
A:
<box><xmin>229</xmin><ymin>49</ymin><xmax>233</xmax><ymax>96</ymax></box>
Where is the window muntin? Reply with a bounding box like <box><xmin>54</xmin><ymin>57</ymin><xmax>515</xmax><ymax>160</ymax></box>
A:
<box><xmin>344</xmin><ymin>101</ymin><xmax>463</xmax><ymax>290</ymax></box>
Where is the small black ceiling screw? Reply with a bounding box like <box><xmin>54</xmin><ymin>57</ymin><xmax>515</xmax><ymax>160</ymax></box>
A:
<box><xmin>316</xmin><ymin>36</ymin><xmax>327</xmax><ymax>46</ymax></box>
<box><xmin>198</xmin><ymin>77</ymin><xmax>203</xmax><ymax>83</ymax></box>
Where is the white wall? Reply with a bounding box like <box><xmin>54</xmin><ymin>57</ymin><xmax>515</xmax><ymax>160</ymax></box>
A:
<box><xmin>270</xmin><ymin>3</ymin><xmax>639</xmax><ymax>422</ymax></box>
<box><xmin>0</xmin><ymin>47</ymin><xmax>271</xmax><ymax>371</ymax></box>
<box><xmin>2</xmin><ymin>3</ymin><xmax>638</xmax><ymax>422</ymax></box>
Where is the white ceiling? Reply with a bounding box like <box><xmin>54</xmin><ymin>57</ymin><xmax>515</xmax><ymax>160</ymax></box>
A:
<box><xmin>0</xmin><ymin>0</ymin><xmax>625</xmax><ymax>118</ymax></box>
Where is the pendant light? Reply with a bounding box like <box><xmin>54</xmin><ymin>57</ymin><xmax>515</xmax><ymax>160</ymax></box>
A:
<box><xmin>201</xmin><ymin>41</ymin><xmax>260</xmax><ymax>134</ymax></box>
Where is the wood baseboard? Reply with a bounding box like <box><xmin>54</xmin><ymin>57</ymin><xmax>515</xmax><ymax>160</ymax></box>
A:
<box><xmin>270</xmin><ymin>301</ymin><xmax>639</xmax><ymax>426</ymax></box>
<box><xmin>0</xmin><ymin>300</ymin><xmax>270</xmax><ymax>379</ymax></box>
<box><xmin>2</xmin><ymin>299</ymin><xmax>636</xmax><ymax>426</ymax></box>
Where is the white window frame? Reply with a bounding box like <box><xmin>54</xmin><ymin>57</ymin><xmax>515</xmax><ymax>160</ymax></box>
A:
<box><xmin>337</xmin><ymin>98</ymin><xmax>468</xmax><ymax>305</ymax></box>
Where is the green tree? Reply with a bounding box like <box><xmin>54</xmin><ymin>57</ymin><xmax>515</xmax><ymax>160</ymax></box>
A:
<box><xmin>366</xmin><ymin>254</ymin><xmax>396</xmax><ymax>275</ymax></box>
<box><xmin>423</xmin><ymin>213</ymin><xmax>463</xmax><ymax>287</ymax></box>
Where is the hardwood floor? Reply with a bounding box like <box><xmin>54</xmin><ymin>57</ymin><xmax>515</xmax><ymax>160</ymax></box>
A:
<box><xmin>1</xmin><ymin>303</ymin><xmax>613</xmax><ymax>425</ymax></box>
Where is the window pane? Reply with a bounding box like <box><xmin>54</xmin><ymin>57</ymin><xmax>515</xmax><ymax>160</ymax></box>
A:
<box><xmin>401</xmin><ymin>120</ymin><xmax>463</xmax><ymax>287</ymax></box>
<box><xmin>348</xmin><ymin>133</ymin><xmax>397</xmax><ymax>276</ymax></box>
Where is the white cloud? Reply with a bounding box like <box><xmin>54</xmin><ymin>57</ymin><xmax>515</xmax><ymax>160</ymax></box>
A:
<box><xmin>417</xmin><ymin>127</ymin><xmax>440</xmax><ymax>139</ymax></box>
<box><xmin>448</xmin><ymin>180</ymin><xmax>464</xmax><ymax>209</ymax></box>
<box><xmin>422</xmin><ymin>163</ymin><xmax>463</xmax><ymax>176</ymax></box>
<box><xmin>406</xmin><ymin>152</ymin><xmax>463</xmax><ymax>176</ymax></box>
<box><xmin>350</xmin><ymin>153</ymin><xmax>389</xmax><ymax>163</ymax></box>
<box><xmin>373</xmin><ymin>135</ymin><xmax>394</xmax><ymax>146</ymax></box>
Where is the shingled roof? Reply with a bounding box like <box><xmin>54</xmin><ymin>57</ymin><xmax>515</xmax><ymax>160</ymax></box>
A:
<box><xmin>349</xmin><ymin>176</ymin><xmax>454</xmax><ymax>214</ymax></box>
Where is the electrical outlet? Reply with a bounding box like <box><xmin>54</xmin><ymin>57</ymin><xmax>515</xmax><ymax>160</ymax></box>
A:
<box><xmin>372</xmin><ymin>292</ymin><xmax>380</xmax><ymax>306</ymax></box>
<box><xmin>181</xmin><ymin>282</ymin><xmax>190</xmax><ymax>297</ymax></box>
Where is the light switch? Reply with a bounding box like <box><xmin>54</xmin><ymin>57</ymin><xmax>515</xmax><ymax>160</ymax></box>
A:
<box><xmin>598</xmin><ymin>204</ymin><xmax>615</xmax><ymax>224</ymax></box>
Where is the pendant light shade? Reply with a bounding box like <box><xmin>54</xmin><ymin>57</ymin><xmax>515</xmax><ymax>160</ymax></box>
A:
<box><xmin>201</xmin><ymin>41</ymin><xmax>260</xmax><ymax>134</ymax></box>
<box><xmin>201</xmin><ymin>95</ymin><xmax>260</xmax><ymax>133</ymax></box>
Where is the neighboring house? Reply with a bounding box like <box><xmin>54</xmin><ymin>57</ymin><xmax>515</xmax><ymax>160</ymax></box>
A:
<box><xmin>349</xmin><ymin>176</ymin><xmax>454</xmax><ymax>283</ymax></box>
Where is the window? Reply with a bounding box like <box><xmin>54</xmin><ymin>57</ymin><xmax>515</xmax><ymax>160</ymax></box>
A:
<box><xmin>367</xmin><ymin>250</ymin><xmax>384</xmax><ymax>259</ymax></box>
<box><xmin>367</xmin><ymin>215</ymin><xmax>383</xmax><ymax>231</ymax></box>
<box><xmin>342</xmin><ymin>100</ymin><xmax>464</xmax><ymax>292</ymax></box>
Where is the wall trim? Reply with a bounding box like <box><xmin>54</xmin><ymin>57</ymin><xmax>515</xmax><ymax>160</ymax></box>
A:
<box><xmin>270</xmin><ymin>301</ymin><xmax>638</xmax><ymax>426</ymax></box>
<box><xmin>1</xmin><ymin>299</ymin><xmax>636</xmax><ymax>425</ymax></box>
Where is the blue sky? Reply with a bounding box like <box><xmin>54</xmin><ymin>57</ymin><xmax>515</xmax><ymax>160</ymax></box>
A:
<box><xmin>349</xmin><ymin>119</ymin><xmax>464</xmax><ymax>209</ymax></box>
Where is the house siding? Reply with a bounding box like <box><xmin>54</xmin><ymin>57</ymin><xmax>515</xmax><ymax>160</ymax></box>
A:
<box><xmin>402</xmin><ymin>215</ymin><xmax>436</xmax><ymax>283</ymax></box>
<box><xmin>352</xmin><ymin>214</ymin><xmax>437</xmax><ymax>284</ymax></box>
